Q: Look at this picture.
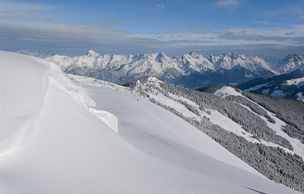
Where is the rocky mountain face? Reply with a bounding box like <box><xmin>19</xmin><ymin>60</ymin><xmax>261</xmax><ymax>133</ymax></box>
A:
<box><xmin>131</xmin><ymin>77</ymin><xmax>304</xmax><ymax>192</ymax></box>
<box><xmin>278</xmin><ymin>54</ymin><xmax>304</xmax><ymax>74</ymax></box>
<box><xmin>47</xmin><ymin>50</ymin><xmax>276</xmax><ymax>88</ymax></box>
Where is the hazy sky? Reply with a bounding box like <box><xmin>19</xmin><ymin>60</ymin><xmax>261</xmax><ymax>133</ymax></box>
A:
<box><xmin>1</xmin><ymin>0</ymin><xmax>304</xmax><ymax>55</ymax></box>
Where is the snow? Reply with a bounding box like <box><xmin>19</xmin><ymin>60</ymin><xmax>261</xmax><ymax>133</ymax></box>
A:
<box><xmin>215</xmin><ymin>86</ymin><xmax>304</xmax><ymax>157</ymax></box>
<box><xmin>279</xmin><ymin>54</ymin><xmax>304</xmax><ymax>73</ymax></box>
<box><xmin>238</xmin><ymin>95</ymin><xmax>304</xmax><ymax>159</ymax></box>
<box><xmin>47</xmin><ymin>51</ymin><xmax>275</xmax><ymax>83</ymax></box>
<box><xmin>214</xmin><ymin>86</ymin><xmax>243</xmax><ymax>98</ymax></box>
<box><xmin>76</xmin><ymin>76</ymin><xmax>264</xmax><ymax>175</ymax></box>
<box><xmin>204</xmin><ymin>108</ymin><xmax>292</xmax><ymax>153</ymax></box>
<box><xmin>138</xmin><ymin>81</ymin><xmax>295</xmax><ymax>156</ymax></box>
<box><xmin>260</xmin><ymin>108</ymin><xmax>304</xmax><ymax>159</ymax></box>
<box><xmin>207</xmin><ymin>110</ymin><xmax>257</xmax><ymax>142</ymax></box>
<box><xmin>0</xmin><ymin>51</ymin><xmax>300</xmax><ymax>194</ymax></box>
<box><xmin>286</xmin><ymin>77</ymin><xmax>304</xmax><ymax>87</ymax></box>
<box><xmin>208</xmin><ymin>53</ymin><xmax>276</xmax><ymax>73</ymax></box>
<box><xmin>89</xmin><ymin>108</ymin><xmax>119</xmax><ymax>132</ymax></box>
<box><xmin>168</xmin><ymin>93</ymin><xmax>200</xmax><ymax>109</ymax></box>
<box><xmin>148</xmin><ymin>92</ymin><xmax>201</xmax><ymax>120</ymax></box>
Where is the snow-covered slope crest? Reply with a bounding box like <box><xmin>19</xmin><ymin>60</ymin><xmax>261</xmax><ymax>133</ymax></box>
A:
<box><xmin>37</xmin><ymin>55</ymin><xmax>119</xmax><ymax>132</ymax></box>
<box><xmin>0</xmin><ymin>51</ymin><xmax>300</xmax><ymax>194</ymax></box>
<box><xmin>0</xmin><ymin>51</ymin><xmax>118</xmax><ymax>157</ymax></box>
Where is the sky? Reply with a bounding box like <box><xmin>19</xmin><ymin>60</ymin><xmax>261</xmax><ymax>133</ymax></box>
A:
<box><xmin>1</xmin><ymin>0</ymin><xmax>304</xmax><ymax>56</ymax></box>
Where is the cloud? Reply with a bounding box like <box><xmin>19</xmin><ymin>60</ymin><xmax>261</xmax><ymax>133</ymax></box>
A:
<box><xmin>0</xmin><ymin>0</ymin><xmax>140</xmax><ymax>49</ymax></box>
<box><xmin>0</xmin><ymin>0</ymin><xmax>302</xmax><ymax>55</ymax></box>
<box><xmin>2</xmin><ymin>19</ymin><xmax>304</xmax><ymax>55</ymax></box>
<box><xmin>0</xmin><ymin>0</ymin><xmax>54</xmax><ymax>22</ymax></box>
<box><xmin>215</xmin><ymin>0</ymin><xmax>240</xmax><ymax>8</ymax></box>
<box><xmin>131</xmin><ymin>25</ymin><xmax>304</xmax><ymax>48</ymax></box>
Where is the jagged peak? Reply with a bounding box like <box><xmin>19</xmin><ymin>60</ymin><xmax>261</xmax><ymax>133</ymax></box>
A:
<box><xmin>87</xmin><ymin>49</ymin><xmax>99</xmax><ymax>57</ymax></box>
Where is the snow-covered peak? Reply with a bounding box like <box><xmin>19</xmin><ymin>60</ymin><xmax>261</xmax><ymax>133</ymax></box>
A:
<box><xmin>181</xmin><ymin>52</ymin><xmax>214</xmax><ymax>72</ymax></box>
<box><xmin>209</xmin><ymin>53</ymin><xmax>275</xmax><ymax>73</ymax></box>
<box><xmin>279</xmin><ymin>54</ymin><xmax>304</xmax><ymax>73</ymax></box>
<box><xmin>87</xmin><ymin>49</ymin><xmax>99</xmax><ymax>57</ymax></box>
<box><xmin>47</xmin><ymin>50</ymin><xmax>276</xmax><ymax>86</ymax></box>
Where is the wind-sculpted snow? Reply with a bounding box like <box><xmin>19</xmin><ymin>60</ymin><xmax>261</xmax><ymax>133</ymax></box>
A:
<box><xmin>0</xmin><ymin>51</ymin><xmax>300</xmax><ymax>194</ymax></box>
<box><xmin>89</xmin><ymin>109</ymin><xmax>119</xmax><ymax>132</ymax></box>
<box><xmin>0</xmin><ymin>52</ymin><xmax>48</xmax><ymax>158</ymax></box>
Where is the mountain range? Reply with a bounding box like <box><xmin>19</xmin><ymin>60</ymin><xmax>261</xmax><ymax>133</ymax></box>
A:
<box><xmin>238</xmin><ymin>55</ymin><xmax>304</xmax><ymax>102</ymax></box>
<box><xmin>47</xmin><ymin>50</ymin><xmax>280</xmax><ymax>88</ymax></box>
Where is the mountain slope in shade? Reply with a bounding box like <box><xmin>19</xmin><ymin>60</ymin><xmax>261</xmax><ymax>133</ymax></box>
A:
<box><xmin>278</xmin><ymin>54</ymin><xmax>304</xmax><ymax>74</ymax></box>
<box><xmin>0</xmin><ymin>51</ymin><xmax>300</xmax><ymax>194</ymax></box>
<box><xmin>238</xmin><ymin>71</ymin><xmax>304</xmax><ymax>102</ymax></box>
<box><xmin>47</xmin><ymin>50</ymin><xmax>276</xmax><ymax>88</ymax></box>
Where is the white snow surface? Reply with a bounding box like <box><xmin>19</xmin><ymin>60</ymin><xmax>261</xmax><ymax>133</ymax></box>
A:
<box><xmin>89</xmin><ymin>109</ymin><xmax>119</xmax><ymax>132</ymax></box>
<box><xmin>214</xmin><ymin>86</ymin><xmax>243</xmax><ymax>98</ymax></box>
<box><xmin>0</xmin><ymin>51</ymin><xmax>300</xmax><ymax>194</ymax></box>
<box><xmin>286</xmin><ymin>77</ymin><xmax>304</xmax><ymax>87</ymax></box>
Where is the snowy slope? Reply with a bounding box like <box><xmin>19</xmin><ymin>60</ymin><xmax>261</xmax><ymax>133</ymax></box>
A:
<box><xmin>134</xmin><ymin>80</ymin><xmax>302</xmax><ymax>157</ymax></box>
<box><xmin>71</xmin><ymin>75</ymin><xmax>258</xmax><ymax>174</ymax></box>
<box><xmin>0</xmin><ymin>51</ymin><xmax>299</xmax><ymax>194</ymax></box>
<box><xmin>129</xmin><ymin>77</ymin><xmax>304</xmax><ymax>192</ymax></box>
<box><xmin>215</xmin><ymin>86</ymin><xmax>304</xmax><ymax>158</ymax></box>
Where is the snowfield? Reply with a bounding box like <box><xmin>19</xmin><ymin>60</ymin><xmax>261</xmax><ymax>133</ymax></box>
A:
<box><xmin>0</xmin><ymin>51</ymin><xmax>300</xmax><ymax>194</ymax></box>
